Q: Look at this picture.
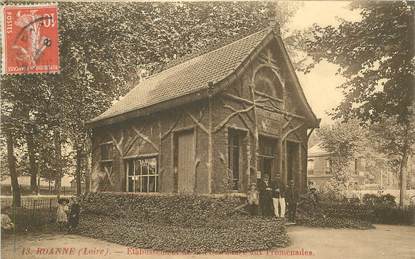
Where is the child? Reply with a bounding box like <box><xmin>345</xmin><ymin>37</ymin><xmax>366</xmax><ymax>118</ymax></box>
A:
<box><xmin>68</xmin><ymin>197</ymin><xmax>81</xmax><ymax>232</ymax></box>
<box><xmin>56</xmin><ymin>198</ymin><xmax>69</xmax><ymax>231</ymax></box>
<box><xmin>1</xmin><ymin>207</ymin><xmax>15</xmax><ymax>234</ymax></box>
<box><xmin>247</xmin><ymin>183</ymin><xmax>259</xmax><ymax>216</ymax></box>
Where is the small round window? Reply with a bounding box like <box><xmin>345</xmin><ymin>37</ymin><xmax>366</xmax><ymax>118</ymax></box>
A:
<box><xmin>254</xmin><ymin>67</ymin><xmax>283</xmax><ymax>100</ymax></box>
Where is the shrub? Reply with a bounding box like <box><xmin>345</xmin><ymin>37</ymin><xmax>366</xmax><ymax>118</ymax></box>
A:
<box><xmin>80</xmin><ymin>192</ymin><xmax>248</xmax><ymax>226</ymax></box>
<box><xmin>362</xmin><ymin>193</ymin><xmax>396</xmax><ymax>207</ymax></box>
<box><xmin>319</xmin><ymin>203</ymin><xmax>374</xmax><ymax>222</ymax></box>
<box><xmin>372</xmin><ymin>206</ymin><xmax>415</xmax><ymax>225</ymax></box>
<box><xmin>302</xmin><ymin>194</ymin><xmax>415</xmax><ymax>225</ymax></box>
<box><xmin>296</xmin><ymin>216</ymin><xmax>374</xmax><ymax>230</ymax></box>
<box><xmin>296</xmin><ymin>194</ymin><xmax>373</xmax><ymax>229</ymax></box>
<box><xmin>77</xmin><ymin>192</ymin><xmax>290</xmax><ymax>253</ymax></box>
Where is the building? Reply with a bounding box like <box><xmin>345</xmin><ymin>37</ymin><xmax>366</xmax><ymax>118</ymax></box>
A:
<box><xmin>307</xmin><ymin>142</ymin><xmax>400</xmax><ymax>190</ymax></box>
<box><xmin>87</xmin><ymin>27</ymin><xmax>320</xmax><ymax>194</ymax></box>
<box><xmin>306</xmin><ymin>143</ymin><xmax>333</xmax><ymax>187</ymax></box>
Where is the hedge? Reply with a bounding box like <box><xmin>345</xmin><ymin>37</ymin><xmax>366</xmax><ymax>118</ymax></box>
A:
<box><xmin>319</xmin><ymin>203</ymin><xmax>415</xmax><ymax>225</ymax></box>
<box><xmin>80</xmin><ymin>192</ymin><xmax>249</xmax><ymax>226</ymax></box>
<box><xmin>296</xmin><ymin>216</ymin><xmax>374</xmax><ymax>229</ymax></box>
<box><xmin>296</xmin><ymin>192</ymin><xmax>415</xmax><ymax>227</ymax></box>
<box><xmin>77</xmin><ymin>192</ymin><xmax>290</xmax><ymax>253</ymax></box>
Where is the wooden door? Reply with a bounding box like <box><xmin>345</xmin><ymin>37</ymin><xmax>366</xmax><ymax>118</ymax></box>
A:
<box><xmin>176</xmin><ymin>130</ymin><xmax>195</xmax><ymax>193</ymax></box>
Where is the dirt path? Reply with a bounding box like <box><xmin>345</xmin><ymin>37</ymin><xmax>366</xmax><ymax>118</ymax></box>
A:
<box><xmin>2</xmin><ymin>224</ymin><xmax>414</xmax><ymax>259</ymax></box>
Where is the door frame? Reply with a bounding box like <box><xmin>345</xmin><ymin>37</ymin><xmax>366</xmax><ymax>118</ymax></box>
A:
<box><xmin>258</xmin><ymin>134</ymin><xmax>279</xmax><ymax>183</ymax></box>
<box><xmin>173</xmin><ymin>126</ymin><xmax>196</xmax><ymax>193</ymax></box>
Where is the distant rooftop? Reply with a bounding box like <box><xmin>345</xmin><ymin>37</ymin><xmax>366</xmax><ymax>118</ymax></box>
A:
<box><xmin>308</xmin><ymin>142</ymin><xmax>332</xmax><ymax>157</ymax></box>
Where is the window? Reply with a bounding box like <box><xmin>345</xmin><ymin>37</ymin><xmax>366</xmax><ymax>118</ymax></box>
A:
<box><xmin>100</xmin><ymin>142</ymin><xmax>113</xmax><ymax>161</ymax></box>
<box><xmin>308</xmin><ymin>159</ymin><xmax>314</xmax><ymax>175</ymax></box>
<box><xmin>228</xmin><ymin>129</ymin><xmax>243</xmax><ymax>190</ymax></box>
<box><xmin>126</xmin><ymin>157</ymin><xmax>158</xmax><ymax>193</ymax></box>
<box><xmin>325</xmin><ymin>159</ymin><xmax>331</xmax><ymax>175</ymax></box>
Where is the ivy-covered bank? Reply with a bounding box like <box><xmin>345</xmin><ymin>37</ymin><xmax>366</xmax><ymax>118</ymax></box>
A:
<box><xmin>77</xmin><ymin>192</ymin><xmax>289</xmax><ymax>253</ymax></box>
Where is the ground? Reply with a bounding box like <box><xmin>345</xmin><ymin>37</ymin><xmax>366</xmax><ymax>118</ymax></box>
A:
<box><xmin>2</xmin><ymin>225</ymin><xmax>415</xmax><ymax>259</ymax></box>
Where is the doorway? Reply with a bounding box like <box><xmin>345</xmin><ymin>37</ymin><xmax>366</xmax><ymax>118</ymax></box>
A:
<box><xmin>174</xmin><ymin>129</ymin><xmax>195</xmax><ymax>193</ymax></box>
<box><xmin>258</xmin><ymin>136</ymin><xmax>277</xmax><ymax>182</ymax></box>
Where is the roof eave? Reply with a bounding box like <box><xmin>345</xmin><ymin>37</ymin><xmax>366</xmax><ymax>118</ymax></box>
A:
<box><xmin>86</xmin><ymin>89</ymin><xmax>212</xmax><ymax>129</ymax></box>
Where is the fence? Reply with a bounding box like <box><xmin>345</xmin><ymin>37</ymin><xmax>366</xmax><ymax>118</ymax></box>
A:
<box><xmin>1</xmin><ymin>197</ymin><xmax>62</xmax><ymax>230</ymax></box>
<box><xmin>1</xmin><ymin>185</ymin><xmax>83</xmax><ymax>196</ymax></box>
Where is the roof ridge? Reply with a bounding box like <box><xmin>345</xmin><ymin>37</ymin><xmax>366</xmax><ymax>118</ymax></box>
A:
<box><xmin>145</xmin><ymin>28</ymin><xmax>271</xmax><ymax>81</ymax></box>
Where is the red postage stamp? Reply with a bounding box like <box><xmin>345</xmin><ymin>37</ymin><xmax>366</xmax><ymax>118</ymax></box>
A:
<box><xmin>2</xmin><ymin>4</ymin><xmax>60</xmax><ymax>74</ymax></box>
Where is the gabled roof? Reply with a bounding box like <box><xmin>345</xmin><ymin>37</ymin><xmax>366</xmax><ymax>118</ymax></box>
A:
<box><xmin>88</xmin><ymin>28</ymin><xmax>319</xmax><ymax>128</ymax></box>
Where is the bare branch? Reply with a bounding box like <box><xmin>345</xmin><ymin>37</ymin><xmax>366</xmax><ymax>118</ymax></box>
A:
<box><xmin>214</xmin><ymin>105</ymin><xmax>254</xmax><ymax>133</ymax></box>
<box><xmin>283</xmin><ymin>117</ymin><xmax>293</xmax><ymax>130</ymax></box>
<box><xmin>132</xmin><ymin>126</ymin><xmax>159</xmax><ymax>151</ymax></box>
<box><xmin>223</xmin><ymin>93</ymin><xmax>254</xmax><ymax>105</ymax></box>
<box><xmin>187</xmin><ymin>112</ymin><xmax>209</xmax><ymax>134</ymax></box>
<box><xmin>104</xmin><ymin>165</ymin><xmax>114</xmax><ymax>187</ymax></box>
<box><xmin>282</xmin><ymin>123</ymin><xmax>304</xmax><ymax>141</ymax></box>
<box><xmin>162</xmin><ymin>113</ymin><xmax>183</xmax><ymax>139</ymax></box>
<box><xmin>109</xmin><ymin>132</ymin><xmax>124</xmax><ymax>156</ymax></box>
<box><xmin>124</xmin><ymin>135</ymin><xmax>139</xmax><ymax>155</ymax></box>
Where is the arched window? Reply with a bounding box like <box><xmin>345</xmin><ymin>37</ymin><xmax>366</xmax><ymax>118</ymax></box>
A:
<box><xmin>254</xmin><ymin>67</ymin><xmax>284</xmax><ymax>100</ymax></box>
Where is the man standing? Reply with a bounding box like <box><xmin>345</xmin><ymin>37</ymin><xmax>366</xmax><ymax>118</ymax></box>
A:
<box><xmin>272</xmin><ymin>180</ymin><xmax>286</xmax><ymax>218</ymax></box>
<box><xmin>286</xmin><ymin>179</ymin><xmax>299</xmax><ymax>223</ymax></box>
<box><xmin>258</xmin><ymin>174</ymin><xmax>273</xmax><ymax>217</ymax></box>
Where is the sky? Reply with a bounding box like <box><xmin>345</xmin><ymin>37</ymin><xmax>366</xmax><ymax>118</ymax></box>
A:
<box><xmin>287</xmin><ymin>1</ymin><xmax>361</xmax><ymax>125</ymax></box>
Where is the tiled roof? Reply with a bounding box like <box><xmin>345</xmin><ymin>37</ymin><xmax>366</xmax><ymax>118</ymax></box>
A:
<box><xmin>90</xmin><ymin>29</ymin><xmax>270</xmax><ymax>124</ymax></box>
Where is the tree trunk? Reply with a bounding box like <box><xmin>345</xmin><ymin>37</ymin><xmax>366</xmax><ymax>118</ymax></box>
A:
<box><xmin>399</xmin><ymin>146</ymin><xmax>410</xmax><ymax>208</ymax></box>
<box><xmin>26</xmin><ymin>127</ymin><xmax>38</xmax><ymax>194</ymax></box>
<box><xmin>54</xmin><ymin>130</ymin><xmax>62</xmax><ymax>198</ymax></box>
<box><xmin>75</xmin><ymin>144</ymin><xmax>82</xmax><ymax>195</ymax></box>
<box><xmin>85</xmin><ymin>150</ymin><xmax>91</xmax><ymax>193</ymax></box>
<box><xmin>6</xmin><ymin>130</ymin><xmax>21</xmax><ymax>207</ymax></box>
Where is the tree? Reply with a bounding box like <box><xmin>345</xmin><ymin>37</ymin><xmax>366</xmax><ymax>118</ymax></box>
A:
<box><xmin>1</xmin><ymin>2</ymin><xmax>299</xmax><ymax>195</ymax></box>
<box><xmin>2</xmin><ymin>109</ymin><xmax>22</xmax><ymax>207</ymax></box>
<box><xmin>303</xmin><ymin>1</ymin><xmax>414</xmax><ymax>207</ymax></box>
<box><xmin>369</xmin><ymin>115</ymin><xmax>415</xmax><ymax>205</ymax></box>
<box><xmin>317</xmin><ymin>120</ymin><xmax>366</xmax><ymax>192</ymax></box>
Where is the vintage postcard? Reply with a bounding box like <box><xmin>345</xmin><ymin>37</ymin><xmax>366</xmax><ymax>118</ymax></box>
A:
<box><xmin>1</xmin><ymin>1</ymin><xmax>414</xmax><ymax>259</ymax></box>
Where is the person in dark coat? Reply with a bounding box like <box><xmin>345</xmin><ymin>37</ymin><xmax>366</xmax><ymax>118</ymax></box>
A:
<box><xmin>286</xmin><ymin>179</ymin><xmax>299</xmax><ymax>222</ymax></box>
<box><xmin>67</xmin><ymin>197</ymin><xmax>81</xmax><ymax>232</ymax></box>
<box><xmin>258</xmin><ymin>174</ymin><xmax>273</xmax><ymax>217</ymax></box>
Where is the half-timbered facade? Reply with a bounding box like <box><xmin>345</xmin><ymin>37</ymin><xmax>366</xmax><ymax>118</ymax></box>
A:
<box><xmin>87</xmin><ymin>27</ymin><xmax>320</xmax><ymax>194</ymax></box>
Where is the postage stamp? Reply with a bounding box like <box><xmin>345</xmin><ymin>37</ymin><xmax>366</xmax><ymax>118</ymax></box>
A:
<box><xmin>2</xmin><ymin>4</ymin><xmax>60</xmax><ymax>75</ymax></box>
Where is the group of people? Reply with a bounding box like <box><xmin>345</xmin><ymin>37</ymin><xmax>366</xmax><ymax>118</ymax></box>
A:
<box><xmin>56</xmin><ymin>196</ymin><xmax>81</xmax><ymax>232</ymax></box>
<box><xmin>247</xmin><ymin>174</ymin><xmax>299</xmax><ymax>222</ymax></box>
